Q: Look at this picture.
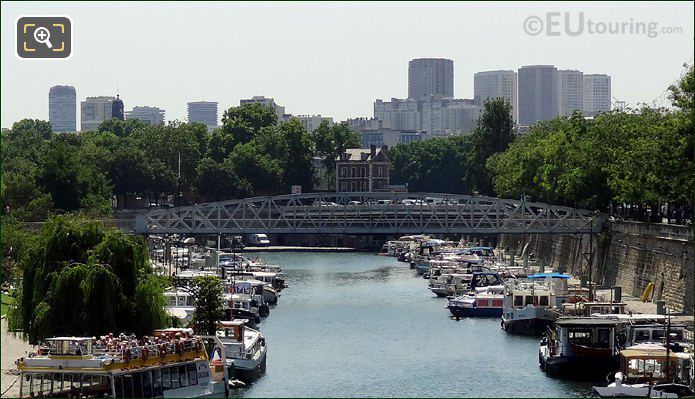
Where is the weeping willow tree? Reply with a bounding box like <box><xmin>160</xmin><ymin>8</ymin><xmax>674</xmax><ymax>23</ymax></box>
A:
<box><xmin>11</xmin><ymin>215</ymin><xmax>167</xmax><ymax>343</ymax></box>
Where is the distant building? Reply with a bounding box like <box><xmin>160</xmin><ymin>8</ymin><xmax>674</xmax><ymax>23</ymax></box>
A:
<box><xmin>557</xmin><ymin>70</ymin><xmax>584</xmax><ymax>117</ymax></box>
<box><xmin>312</xmin><ymin>157</ymin><xmax>330</xmax><ymax>192</ymax></box>
<box><xmin>49</xmin><ymin>85</ymin><xmax>76</xmax><ymax>133</ymax></box>
<box><xmin>583</xmin><ymin>74</ymin><xmax>612</xmax><ymax>117</ymax></box>
<box><xmin>80</xmin><ymin>96</ymin><xmax>115</xmax><ymax>131</ymax></box>
<box><xmin>125</xmin><ymin>106</ymin><xmax>165</xmax><ymax>125</ymax></box>
<box><xmin>408</xmin><ymin>58</ymin><xmax>454</xmax><ymax>100</ymax></box>
<box><xmin>474</xmin><ymin>70</ymin><xmax>517</xmax><ymax>121</ymax></box>
<box><xmin>111</xmin><ymin>95</ymin><xmax>124</xmax><ymax>121</ymax></box>
<box><xmin>346</xmin><ymin>117</ymin><xmax>425</xmax><ymax>148</ymax></box>
<box><xmin>335</xmin><ymin>145</ymin><xmax>391</xmax><ymax>192</ymax></box>
<box><xmin>374</xmin><ymin>96</ymin><xmax>480</xmax><ymax>137</ymax></box>
<box><xmin>240</xmin><ymin>96</ymin><xmax>287</xmax><ymax>122</ymax></box>
<box><xmin>295</xmin><ymin>115</ymin><xmax>333</xmax><ymax>133</ymax></box>
<box><xmin>187</xmin><ymin>101</ymin><xmax>218</xmax><ymax>131</ymax></box>
<box><xmin>518</xmin><ymin>65</ymin><xmax>558</xmax><ymax>126</ymax></box>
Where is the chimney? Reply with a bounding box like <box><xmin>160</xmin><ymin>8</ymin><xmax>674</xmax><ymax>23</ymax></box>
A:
<box><xmin>370</xmin><ymin>144</ymin><xmax>376</xmax><ymax>159</ymax></box>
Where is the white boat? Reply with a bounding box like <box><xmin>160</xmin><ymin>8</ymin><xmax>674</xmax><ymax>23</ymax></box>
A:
<box><xmin>501</xmin><ymin>272</ymin><xmax>571</xmax><ymax>336</ymax></box>
<box><xmin>592</xmin><ymin>344</ymin><xmax>694</xmax><ymax>398</ymax></box>
<box><xmin>448</xmin><ymin>285</ymin><xmax>505</xmax><ymax>318</ymax></box>
<box><xmin>215</xmin><ymin>320</ymin><xmax>267</xmax><ymax>383</ymax></box>
<box><xmin>16</xmin><ymin>332</ymin><xmax>231</xmax><ymax>398</ymax></box>
<box><xmin>164</xmin><ymin>287</ymin><xmax>196</xmax><ymax>323</ymax></box>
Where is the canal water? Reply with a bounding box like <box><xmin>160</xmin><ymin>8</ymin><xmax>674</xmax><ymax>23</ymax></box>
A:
<box><xmin>233</xmin><ymin>252</ymin><xmax>594</xmax><ymax>397</ymax></box>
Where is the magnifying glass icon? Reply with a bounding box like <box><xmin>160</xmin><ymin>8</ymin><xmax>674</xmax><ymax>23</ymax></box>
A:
<box><xmin>34</xmin><ymin>27</ymin><xmax>53</xmax><ymax>49</ymax></box>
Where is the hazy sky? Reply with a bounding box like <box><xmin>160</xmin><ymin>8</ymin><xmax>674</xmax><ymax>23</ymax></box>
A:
<box><xmin>2</xmin><ymin>1</ymin><xmax>693</xmax><ymax>128</ymax></box>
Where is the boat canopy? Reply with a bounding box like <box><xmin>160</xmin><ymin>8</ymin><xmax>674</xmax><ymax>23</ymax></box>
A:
<box><xmin>527</xmin><ymin>272</ymin><xmax>572</xmax><ymax>279</ymax></box>
<box><xmin>621</xmin><ymin>343</ymin><xmax>692</xmax><ymax>360</ymax></box>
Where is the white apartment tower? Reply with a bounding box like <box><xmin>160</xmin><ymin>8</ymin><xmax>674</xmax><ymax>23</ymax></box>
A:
<box><xmin>557</xmin><ymin>69</ymin><xmax>584</xmax><ymax>117</ymax></box>
<box><xmin>473</xmin><ymin>70</ymin><xmax>518</xmax><ymax>121</ymax></box>
<box><xmin>583</xmin><ymin>74</ymin><xmax>612</xmax><ymax>117</ymax></box>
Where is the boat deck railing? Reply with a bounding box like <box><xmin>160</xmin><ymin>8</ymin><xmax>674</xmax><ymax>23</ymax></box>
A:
<box><xmin>92</xmin><ymin>338</ymin><xmax>203</xmax><ymax>362</ymax></box>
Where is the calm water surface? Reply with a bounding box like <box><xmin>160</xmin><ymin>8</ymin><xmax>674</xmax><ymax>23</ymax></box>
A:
<box><xmin>233</xmin><ymin>252</ymin><xmax>593</xmax><ymax>397</ymax></box>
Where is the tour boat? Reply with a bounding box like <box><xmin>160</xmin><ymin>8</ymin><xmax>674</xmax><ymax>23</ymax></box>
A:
<box><xmin>592</xmin><ymin>344</ymin><xmax>694</xmax><ymax>398</ymax></box>
<box><xmin>539</xmin><ymin>317</ymin><xmax>628</xmax><ymax>378</ymax></box>
<box><xmin>214</xmin><ymin>320</ymin><xmax>267</xmax><ymax>383</ymax></box>
<box><xmin>229</xmin><ymin>279</ymin><xmax>271</xmax><ymax>317</ymax></box>
<box><xmin>447</xmin><ymin>285</ymin><xmax>505</xmax><ymax>318</ymax></box>
<box><xmin>501</xmin><ymin>273</ymin><xmax>571</xmax><ymax>336</ymax></box>
<box><xmin>15</xmin><ymin>331</ymin><xmax>231</xmax><ymax>398</ymax></box>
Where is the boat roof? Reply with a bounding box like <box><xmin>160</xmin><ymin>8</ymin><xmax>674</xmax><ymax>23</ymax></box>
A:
<box><xmin>556</xmin><ymin>317</ymin><xmax>626</xmax><ymax>326</ymax></box>
<box><xmin>528</xmin><ymin>272</ymin><xmax>572</xmax><ymax>279</ymax></box>
<box><xmin>621</xmin><ymin>344</ymin><xmax>692</xmax><ymax>360</ymax></box>
<box><xmin>45</xmin><ymin>337</ymin><xmax>93</xmax><ymax>341</ymax></box>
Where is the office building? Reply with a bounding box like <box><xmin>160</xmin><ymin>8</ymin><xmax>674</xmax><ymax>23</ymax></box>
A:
<box><xmin>81</xmin><ymin>96</ymin><xmax>115</xmax><ymax>131</ymax></box>
<box><xmin>240</xmin><ymin>96</ymin><xmax>287</xmax><ymax>122</ymax></box>
<box><xmin>518</xmin><ymin>65</ymin><xmax>558</xmax><ymax>126</ymax></box>
<box><xmin>408</xmin><ymin>58</ymin><xmax>454</xmax><ymax>100</ymax></box>
<box><xmin>125</xmin><ymin>106</ymin><xmax>166</xmax><ymax>126</ymax></box>
<box><xmin>557</xmin><ymin>70</ymin><xmax>584</xmax><ymax>117</ymax></box>
<box><xmin>474</xmin><ymin>70</ymin><xmax>517</xmax><ymax>121</ymax></box>
<box><xmin>187</xmin><ymin>101</ymin><xmax>218</xmax><ymax>130</ymax></box>
<box><xmin>49</xmin><ymin>85</ymin><xmax>76</xmax><ymax>133</ymax></box>
<box><xmin>583</xmin><ymin>74</ymin><xmax>612</xmax><ymax>117</ymax></box>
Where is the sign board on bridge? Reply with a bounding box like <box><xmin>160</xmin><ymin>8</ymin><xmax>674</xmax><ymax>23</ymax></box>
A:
<box><xmin>291</xmin><ymin>185</ymin><xmax>302</xmax><ymax>195</ymax></box>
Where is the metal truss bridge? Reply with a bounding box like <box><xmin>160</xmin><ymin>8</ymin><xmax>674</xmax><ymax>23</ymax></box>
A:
<box><xmin>135</xmin><ymin>192</ymin><xmax>604</xmax><ymax>235</ymax></box>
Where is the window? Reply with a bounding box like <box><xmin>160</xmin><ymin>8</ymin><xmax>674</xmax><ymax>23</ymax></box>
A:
<box><xmin>122</xmin><ymin>374</ymin><xmax>134</xmax><ymax>398</ymax></box>
<box><xmin>351</xmin><ymin>167</ymin><xmax>356</xmax><ymax>177</ymax></box>
<box><xmin>143</xmin><ymin>371</ymin><xmax>153</xmax><ymax>398</ymax></box>
<box><xmin>477</xmin><ymin>299</ymin><xmax>489</xmax><ymax>307</ymax></box>
<box><xmin>341</xmin><ymin>167</ymin><xmax>347</xmax><ymax>177</ymax></box>
<box><xmin>568</xmin><ymin>330</ymin><xmax>592</xmax><ymax>345</ymax></box>
<box><xmin>161</xmin><ymin>368</ymin><xmax>171</xmax><ymax>390</ymax></box>
<box><xmin>378</xmin><ymin>166</ymin><xmax>383</xmax><ymax>177</ymax></box>
<box><xmin>351</xmin><ymin>182</ymin><xmax>356</xmax><ymax>191</ymax></box>
<box><xmin>634</xmin><ymin>330</ymin><xmax>650</xmax><ymax>342</ymax></box>
<box><xmin>377</xmin><ymin>181</ymin><xmax>383</xmax><ymax>189</ymax></box>
<box><xmin>153</xmin><ymin>369</ymin><xmax>163</xmax><ymax>397</ymax></box>
<box><xmin>341</xmin><ymin>182</ymin><xmax>347</xmax><ymax>191</ymax></box>
<box><xmin>188</xmin><ymin>363</ymin><xmax>198</xmax><ymax>386</ymax></box>
<box><xmin>133</xmin><ymin>372</ymin><xmax>144</xmax><ymax>398</ymax></box>
<box><xmin>115</xmin><ymin>375</ymin><xmax>124</xmax><ymax>398</ymax></box>
<box><xmin>513</xmin><ymin>296</ymin><xmax>523</xmax><ymax>306</ymax></box>
<box><xmin>538</xmin><ymin>296</ymin><xmax>549</xmax><ymax>306</ymax></box>
<box><xmin>361</xmin><ymin>167</ymin><xmax>366</xmax><ymax>177</ymax></box>
<box><xmin>179</xmin><ymin>365</ymin><xmax>189</xmax><ymax>387</ymax></box>
<box><xmin>170</xmin><ymin>367</ymin><xmax>180</xmax><ymax>389</ymax></box>
<box><xmin>597</xmin><ymin>328</ymin><xmax>611</xmax><ymax>348</ymax></box>
<box><xmin>524</xmin><ymin>295</ymin><xmax>534</xmax><ymax>306</ymax></box>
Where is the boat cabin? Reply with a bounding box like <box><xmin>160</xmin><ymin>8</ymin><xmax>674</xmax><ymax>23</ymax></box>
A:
<box><xmin>619</xmin><ymin>343</ymin><xmax>693</xmax><ymax>385</ymax></box>
<box><xmin>550</xmin><ymin>318</ymin><xmax>627</xmax><ymax>359</ymax></box>
<box><xmin>562</xmin><ymin>301</ymin><xmax>627</xmax><ymax>317</ymax></box>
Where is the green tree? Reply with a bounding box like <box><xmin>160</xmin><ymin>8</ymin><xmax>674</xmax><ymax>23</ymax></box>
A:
<box><xmin>196</xmin><ymin>157</ymin><xmax>251</xmax><ymax>200</ymax></box>
<box><xmin>278</xmin><ymin>118</ymin><xmax>316</xmax><ymax>192</ymax></box>
<box><xmin>226</xmin><ymin>142</ymin><xmax>283</xmax><ymax>195</ymax></box>
<box><xmin>13</xmin><ymin>215</ymin><xmax>166</xmax><ymax>342</ymax></box>
<box><xmin>312</xmin><ymin>121</ymin><xmax>361</xmax><ymax>176</ymax></box>
<box><xmin>190</xmin><ymin>276</ymin><xmax>225</xmax><ymax>335</ymax></box>
<box><xmin>221</xmin><ymin>103</ymin><xmax>278</xmax><ymax>145</ymax></box>
<box><xmin>469</xmin><ymin>97</ymin><xmax>516</xmax><ymax>196</ymax></box>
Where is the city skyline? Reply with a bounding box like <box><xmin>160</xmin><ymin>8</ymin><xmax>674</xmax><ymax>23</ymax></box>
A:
<box><xmin>2</xmin><ymin>2</ymin><xmax>693</xmax><ymax>127</ymax></box>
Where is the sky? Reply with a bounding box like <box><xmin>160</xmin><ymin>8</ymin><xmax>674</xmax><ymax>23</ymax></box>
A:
<box><xmin>1</xmin><ymin>1</ymin><xmax>693</xmax><ymax>128</ymax></box>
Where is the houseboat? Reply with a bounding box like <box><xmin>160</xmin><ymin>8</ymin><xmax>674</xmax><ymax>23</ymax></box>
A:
<box><xmin>539</xmin><ymin>317</ymin><xmax>629</xmax><ymax>378</ymax></box>
<box><xmin>501</xmin><ymin>273</ymin><xmax>571</xmax><ymax>336</ymax></box>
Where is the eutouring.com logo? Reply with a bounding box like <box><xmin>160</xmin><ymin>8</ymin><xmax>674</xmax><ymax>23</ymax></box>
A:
<box><xmin>523</xmin><ymin>12</ymin><xmax>683</xmax><ymax>39</ymax></box>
